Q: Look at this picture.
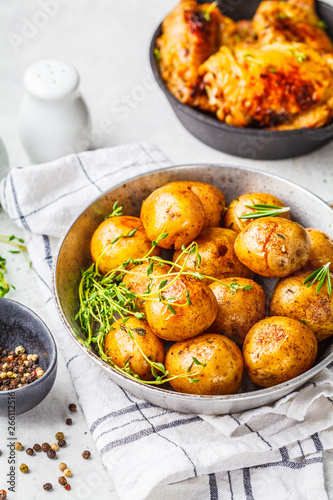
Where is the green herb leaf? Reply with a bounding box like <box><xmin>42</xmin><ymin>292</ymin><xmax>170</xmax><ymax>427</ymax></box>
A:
<box><xmin>154</xmin><ymin>47</ymin><xmax>161</xmax><ymax>63</ymax></box>
<box><xmin>158</xmin><ymin>279</ymin><xmax>168</xmax><ymax>290</ymax></box>
<box><xmin>303</xmin><ymin>262</ymin><xmax>331</xmax><ymax>294</ymax></box>
<box><xmin>167</xmin><ymin>304</ymin><xmax>177</xmax><ymax>315</ymax></box>
<box><xmin>186</xmin><ymin>290</ymin><xmax>192</xmax><ymax>306</ymax></box>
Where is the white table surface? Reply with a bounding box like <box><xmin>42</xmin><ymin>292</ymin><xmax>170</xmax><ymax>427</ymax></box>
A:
<box><xmin>0</xmin><ymin>1</ymin><xmax>332</xmax><ymax>499</ymax></box>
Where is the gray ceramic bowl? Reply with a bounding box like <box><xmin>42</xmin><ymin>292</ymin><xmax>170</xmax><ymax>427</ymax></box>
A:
<box><xmin>53</xmin><ymin>164</ymin><xmax>333</xmax><ymax>415</ymax></box>
<box><xmin>150</xmin><ymin>0</ymin><xmax>333</xmax><ymax>159</ymax></box>
<box><xmin>0</xmin><ymin>298</ymin><xmax>57</xmax><ymax>415</ymax></box>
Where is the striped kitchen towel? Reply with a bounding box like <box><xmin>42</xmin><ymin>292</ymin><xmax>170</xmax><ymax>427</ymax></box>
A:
<box><xmin>1</xmin><ymin>142</ymin><xmax>333</xmax><ymax>500</ymax></box>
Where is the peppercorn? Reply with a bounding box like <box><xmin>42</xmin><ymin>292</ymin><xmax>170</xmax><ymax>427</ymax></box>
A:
<box><xmin>19</xmin><ymin>464</ymin><xmax>29</xmax><ymax>473</ymax></box>
<box><xmin>64</xmin><ymin>469</ymin><xmax>72</xmax><ymax>478</ymax></box>
<box><xmin>51</xmin><ymin>443</ymin><xmax>58</xmax><ymax>451</ymax></box>
<box><xmin>65</xmin><ymin>418</ymin><xmax>72</xmax><ymax>426</ymax></box>
<box><xmin>15</xmin><ymin>442</ymin><xmax>22</xmax><ymax>451</ymax></box>
<box><xmin>43</xmin><ymin>483</ymin><xmax>52</xmax><ymax>491</ymax></box>
<box><xmin>26</xmin><ymin>448</ymin><xmax>34</xmax><ymax>456</ymax></box>
<box><xmin>47</xmin><ymin>449</ymin><xmax>56</xmax><ymax>459</ymax></box>
<box><xmin>58</xmin><ymin>476</ymin><xmax>67</xmax><ymax>486</ymax></box>
<box><xmin>82</xmin><ymin>450</ymin><xmax>91</xmax><ymax>460</ymax></box>
<box><xmin>68</xmin><ymin>403</ymin><xmax>76</xmax><ymax>412</ymax></box>
<box><xmin>64</xmin><ymin>484</ymin><xmax>71</xmax><ymax>491</ymax></box>
<box><xmin>55</xmin><ymin>432</ymin><xmax>64</xmax><ymax>441</ymax></box>
<box><xmin>42</xmin><ymin>443</ymin><xmax>51</xmax><ymax>452</ymax></box>
<box><xmin>59</xmin><ymin>462</ymin><xmax>67</xmax><ymax>472</ymax></box>
<box><xmin>0</xmin><ymin>490</ymin><xmax>6</xmax><ymax>500</ymax></box>
<box><xmin>33</xmin><ymin>444</ymin><xmax>41</xmax><ymax>452</ymax></box>
<box><xmin>15</xmin><ymin>346</ymin><xmax>25</xmax><ymax>356</ymax></box>
<box><xmin>58</xmin><ymin>439</ymin><xmax>66</xmax><ymax>448</ymax></box>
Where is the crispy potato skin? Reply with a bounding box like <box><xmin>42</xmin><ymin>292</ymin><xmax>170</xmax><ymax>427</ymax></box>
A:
<box><xmin>165</xmin><ymin>333</ymin><xmax>244</xmax><ymax>395</ymax></box>
<box><xmin>269</xmin><ymin>270</ymin><xmax>333</xmax><ymax>342</ymax></box>
<box><xmin>243</xmin><ymin>316</ymin><xmax>317</xmax><ymax>388</ymax></box>
<box><xmin>173</xmin><ymin>227</ymin><xmax>253</xmax><ymax>282</ymax></box>
<box><xmin>224</xmin><ymin>192</ymin><xmax>291</xmax><ymax>233</ymax></box>
<box><xmin>305</xmin><ymin>228</ymin><xmax>333</xmax><ymax>270</ymax></box>
<box><xmin>164</xmin><ymin>181</ymin><xmax>226</xmax><ymax>228</ymax></box>
<box><xmin>104</xmin><ymin>318</ymin><xmax>165</xmax><ymax>381</ymax></box>
<box><xmin>209</xmin><ymin>278</ymin><xmax>266</xmax><ymax>346</ymax></box>
<box><xmin>122</xmin><ymin>262</ymin><xmax>171</xmax><ymax>313</ymax></box>
<box><xmin>234</xmin><ymin>217</ymin><xmax>310</xmax><ymax>278</ymax></box>
<box><xmin>145</xmin><ymin>275</ymin><xmax>218</xmax><ymax>341</ymax></box>
<box><xmin>140</xmin><ymin>185</ymin><xmax>205</xmax><ymax>249</ymax></box>
<box><xmin>90</xmin><ymin>216</ymin><xmax>160</xmax><ymax>275</ymax></box>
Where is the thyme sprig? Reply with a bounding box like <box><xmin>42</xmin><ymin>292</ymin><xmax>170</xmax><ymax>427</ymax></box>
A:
<box><xmin>105</xmin><ymin>201</ymin><xmax>123</xmax><ymax>219</ymax></box>
<box><xmin>0</xmin><ymin>256</ymin><xmax>11</xmax><ymax>298</ymax></box>
<box><xmin>238</xmin><ymin>204</ymin><xmax>291</xmax><ymax>220</ymax></box>
<box><xmin>303</xmin><ymin>262</ymin><xmax>332</xmax><ymax>295</ymax></box>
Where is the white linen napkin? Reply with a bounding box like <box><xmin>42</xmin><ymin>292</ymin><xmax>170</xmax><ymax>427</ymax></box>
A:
<box><xmin>1</xmin><ymin>142</ymin><xmax>333</xmax><ymax>500</ymax></box>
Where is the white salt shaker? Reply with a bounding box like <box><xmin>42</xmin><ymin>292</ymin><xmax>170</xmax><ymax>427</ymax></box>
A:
<box><xmin>18</xmin><ymin>59</ymin><xmax>92</xmax><ymax>164</ymax></box>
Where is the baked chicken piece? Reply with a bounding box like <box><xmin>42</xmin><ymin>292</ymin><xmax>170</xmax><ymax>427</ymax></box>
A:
<box><xmin>199</xmin><ymin>41</ymin><xmax>333</xmax><ymax>129</ymax></box>
<box><xmin>253</xmin><ymin>0</ymin><xmax>333</xmax><ymax>53</ymax></box>
<box><xmin>156</xmin><ymin>0</ymin><xmax>223</xmax><ymax>109</ymax></box>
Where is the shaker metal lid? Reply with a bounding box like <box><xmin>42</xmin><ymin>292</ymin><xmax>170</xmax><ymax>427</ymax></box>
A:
<box><xmin>23</xmin><ymin>59</ymin><xmax>80</xmax><ymax>100</ymax></box>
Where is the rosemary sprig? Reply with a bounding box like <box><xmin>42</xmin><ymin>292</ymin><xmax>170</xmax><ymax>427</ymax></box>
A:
<box><xmin>238</xmin><ymin>204</ymin><xmax>290</xmax><ymax>220</ymax></box>
<box><xmin>200</xmin><ymin>1</ymin><xmax>218</xmax><ymax>22</ymax></box>
<box><xmin>303</xmin><ymin>262</ymin><xmax>331</xmax><ymax>295</ymax></box>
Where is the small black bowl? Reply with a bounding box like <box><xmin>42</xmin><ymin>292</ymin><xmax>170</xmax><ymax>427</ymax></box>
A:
<box><xmin>0</xmin><ymin>298</ymin><xmax>57</xmax><ymax>415</ymax></box>
<box><xmin>150</xmin><ymin>0</ymin><xmax>333</xmax><ymax>160</ymax></box>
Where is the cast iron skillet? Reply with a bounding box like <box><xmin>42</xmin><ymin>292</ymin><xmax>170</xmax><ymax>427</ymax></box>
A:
<box><xmin>149</xmin><ymin>0</ymin><xmax>333</xmax><ymax>160</ymax></box>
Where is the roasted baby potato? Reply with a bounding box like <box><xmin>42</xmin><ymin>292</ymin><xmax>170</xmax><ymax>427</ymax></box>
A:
<box><xmin>209</xmin><ymin>278</ymin><xmax>266</xmax><ymax>346</ymax></box>
<box><xmin>243</xmin><ymin>316</ymin><xmax>317</xmax><ymax>388</ymax></box>
<box><xmin>122</xmin><ymin>262</ymin><xmax>171</xmax><ymax>312</ymax></box>
<box><xmin>90</xmin><ymin>216</ymin><xmax>160</xmax><ymax>275</ymax></box>
<box><xmin>234</xmin><ymin>217</ymin><xmax>310</xmax><ymax>278</ymax></box>
<box><xmin>104</xmin><ymin>317</ymin><xmax>165</xmax><ymax>381</ymax></box>
<box><xmin>145</xmin><ymin>275</ymin><xmax>218</xmax><ymax>341</ymax></box>
<box><xmin>165</xmin><ymin>333</ymin><xmax>244</xmax><ymax>395</ymax></box>
<box><xmin>305</xmin><ymin>228</ymin><xmax>333</xmax><ymax>270</ymax></box>
<box><xmin>164</xmin><ymin>181</ymin><xmax>226</xmax><ymax>227</ymax></box>
<box><xmin>269</xmin><ymin>270</ymin><xmax>333</xmax><ymax>342</ymax></box>
<box><xmin>140</xmin><ymin>184</ymin><xmax>205</xmax><ymax>249</ymax></box>
<box><xmin>173</xmin><ymin>227</ymin><xmax>253</xmax><ymax>281</ymax></box>
<box><xmin>225</xmin><ymin>192</ymin><xmax>291</xmax><ymax>233</ymax></box>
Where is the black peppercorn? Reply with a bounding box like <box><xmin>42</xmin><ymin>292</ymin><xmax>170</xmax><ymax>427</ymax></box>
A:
<box><xmin>42</xmin><ymin>443</ymin><xmax>51</xmax><ymax>452</ymax></box>
<box><xmin>47</xmin><ymin>449</ymin><xmax>56</xmax><ymax>459</ymax></box>
<box><xmin>26</xmin><ymin>448</ymin><xmax>34</xmax><ymax>456</ymax></box>
<box><xmin>43</xmin><ymin>483</ymin><xmax>52</xmax><ymax>491</ymax></box>
<box><xmin>82</xmin><ymin>450</ymin><xmax>91</xmax><ymax>459</ymax></box>
<box><xmin>65</xmin><ymin>418</ymin><xmax>72</xmax><ymax>426</ymax></box>
<box><xmin>55</xmin><ymin>432</ymin><xmax>64</xmax><ymax>441</ymax></box>
<box><xmin>33</xmin><ymin>444</ymin><xmax>41</xmax><ymax>452</ymax></box>
<box><xmin>68</xmin><ymin>403</ymin><xmax>76</xmax><ymax>412</ymax></box>
<box><xmin>58</xmin><ymin>476</ymin><xmax>67</xmax><ymax>486</ymax></box>
<box><xmin>58</xmin><ymin>439</ymin><xmax>66</xmax><ymax>448</ymax></box>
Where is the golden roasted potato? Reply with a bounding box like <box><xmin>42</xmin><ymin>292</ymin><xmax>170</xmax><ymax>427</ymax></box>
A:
<box><xmin>243</xmin><ymin>316</ymin><xmax>317</xmax><ymax>388</ymax></box>
<box><xmin>225</xmin><ymin>192</ymin><xmax>291</xmax><ymax>233</ymax></box>
<box><xmin>145</xmin><ymin>275</ymin><xmax>218</xmax><ymax>341</ymax></box>
<box><xmin>122</xmin><ymin>262</ymin><xmax>171</xmax><ymax>312</ymax></box>
<box><xmin>164</xmin><ymin>181</ymin><xmax>226</xmax><ymax>228</ymax></box>
<box><xmin>269</xmin><ymin>270</ymin><xmax>333</xmax><ymax>342</ymax></box>
<box><xmin>104</xmin><ymin>317</ymin><xmax>165</xmax><ymax>381</ymax></box>
<box><xmin>209</xmin><ymin>278</ymin><xmax>266</xmax><ymax>346</ymax></box>
<box><xmin>173</xmin><ymin>227</ymin><xmax>253</xmax><ymax>282</ymax></box>
<box><xmin>305</xmin><ymin>229</ymin><xmax>333</xmax><ymax>270</ymax></box>
<box><xmin>90</xmin><ymin>216</ymin><xmax>160</xmax><ymax>275</ymax></box>
<box><xmin>165</xmin><ymin>333</ymin><xmax>244</xmax><ymax>395</ymax></box>
<box><xmin>140</xmin><ymin>184</ymin><xmax>205</xmax><ymax>249</ymax></box>
<box><xmin>234</xmin><ymin>217</ymin><xmax>310</xmax><ymax>278</ymax></box>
